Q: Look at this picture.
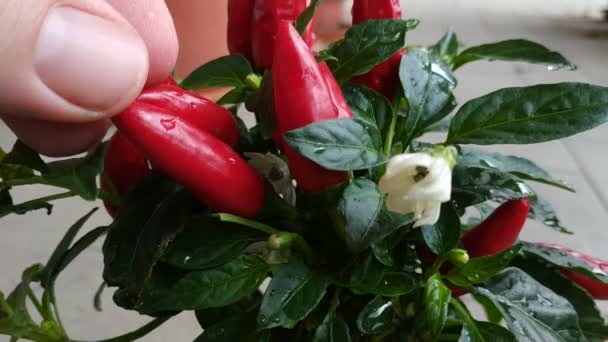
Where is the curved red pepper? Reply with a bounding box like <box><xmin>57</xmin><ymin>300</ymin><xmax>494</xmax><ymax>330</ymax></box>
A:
<box><xmin>113</xmin><ymin>102</ymin><xmax>265</xmax><ymax>218</ymax></box>
<box><xmin>252</xmin><ymin>0</ymin><xmax>314</xmax><ymax>69</ymax></box>
<box><xmin>462</xmin><ymin>198</ymin><xmax>531</xmax><ymax>258</ymax></box>
<box><xmin>137</xmin><ymin>84</ymin><xmax>239</xmax><ymax>147</ymax></box>
<box><xmin>228</xmin><ymin>0</ymin><xmax>255</xmax><ymax>59</ymax></box>
<box><xmin>537</xmin><ymin>243</ymin><xmax>608</xmax><ymax>300</ymax></box>
<box><xmin>318</xmin><ymin>62</ymin><xmax>353</xmax><ymax>119</ymax></box>
<box><xmin>100</xmin><ymin>132</ymin><xmax>150</xmax><ymax>217</ymax></box>
<box><xmin>350</xmin><ymin>0</ymin><xmax>405</xmax><ymax>99</ymax></box>
<box><xmin>272</xmin><ymin>21</ymin><xmax>349</xmax><ymax>193</ymax></box>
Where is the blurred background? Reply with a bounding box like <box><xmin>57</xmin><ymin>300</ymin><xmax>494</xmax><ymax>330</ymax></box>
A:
<box><xmin>1</xmin><ymin>0</ymin><xmax>607</xmax><ymax>340</ymax></box>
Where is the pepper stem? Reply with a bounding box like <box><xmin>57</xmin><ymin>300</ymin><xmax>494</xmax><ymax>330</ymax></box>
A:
<box><xmin>245</xmin><ymin>73</ymin><xmax>262</xmax><ymax>90</ymax></box>
<box><xmin>214</xmin><ymin>213</ymin><xmax>279</xmax><ymax>235</ymax></box>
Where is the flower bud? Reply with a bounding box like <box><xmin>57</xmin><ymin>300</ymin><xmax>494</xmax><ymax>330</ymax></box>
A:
<box><xmin>447</xmin><ymin>249</ymin><xmax>470</xmax><ymax>265</ymax></box>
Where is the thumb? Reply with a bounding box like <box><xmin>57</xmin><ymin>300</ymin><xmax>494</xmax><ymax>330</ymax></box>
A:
<box><xmin>0</xmin><ymin>0</ymin><xmax>149</xmax><ymax>123</ymax></box>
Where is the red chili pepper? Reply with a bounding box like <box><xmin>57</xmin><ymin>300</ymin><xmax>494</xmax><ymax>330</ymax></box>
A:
<box><xmin>100</xmin><ymin>132</ymin><xmax>150</xmax><ymax>217</ymax></box>
<box><xmin>227</xmin><ymin>0</ymin><xmax>255</xmax><ymax>59</ymax></box>
<box><xmin>113</xmin><ymin>102</ymin><xmax>265</xmax><ymax>218</ymax></box>
<box><xmin>272</xmin><ymin>20</ymin><xmax>350</xmax><ymax>193</ymax></box>
<box><xmin>462</xmin><ymin>198</ymin><xmax>531</xmax><ymax>258</ymax></box>
<box><xmin>252</xmin><ymin>0</ymin><xmax>314</xmax><ymax>69</ymax></box>
<box><xmin>137</xmin><ymin>84</ymin><xmax>239</xmax><ymax>147</ymax></box>
<box><xmin>318</xmin><ymin>62</ymin><xmax>353</xmax><ymax>119</ymax></box>
<box><xmin>537</xmin><ymin>243</ymin><xmax>608</xmax><ymax>300</ymax></box>
<box><xmin>350</xmin><ymin>0</ymin><xmax>404</xmax><ymax>99</ymax></box>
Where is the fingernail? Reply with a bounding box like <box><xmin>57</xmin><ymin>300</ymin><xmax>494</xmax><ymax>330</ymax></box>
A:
<box><xmin>34</xmin><ymin>6</ymin><xmax>148</xmax><ymax>113</ymax></box>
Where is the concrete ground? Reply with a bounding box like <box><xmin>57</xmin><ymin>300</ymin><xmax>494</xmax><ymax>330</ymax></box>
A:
<box><xmin>1</xmin><ymin>1</ymin><xmax>608</xmax><ymax>341</ymax></box>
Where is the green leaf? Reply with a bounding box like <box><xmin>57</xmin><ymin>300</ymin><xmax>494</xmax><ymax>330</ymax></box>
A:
<box><xmin>447</xmin><ymin>245</ymin><xmax>522</xmax><ymax>287</ymax></box>
<box><xmin>343</xmin><ymin>83</ymin><xmax>392</xmax><ymax>137</ymax></box>
<box><xmin>425</xmin><ymin>274</ymin><xmax>451</xmax><ymax>341</ymax></box>
<box><xmin>528</xmin><ymin>197</ymin><xmax>572</xmax><ymax>234</ymax></box>
<box><xmin>476</xmin><ymin>267</ymin><xmax>585</xmax><ymax>341</ymax></box>
<box><xmin>350</xmin><ymin>255</ymin><xmax>417</xmax><ymax>297</ymax></box>
<box><xmin>162</xmin><ymin>217</ymin><xmax>266</xmax><ymax>270</ymax></box>
<box><xmin>102</xmin><ymin>174</ymin><xmax>188</xmax><ymax>286</ymax></box>
<box><xmin>41</xmin><ymin>208</ymin><xmax>98</xmax><ymax>287</ymax></box>
<box><xmin>217</xmin><ymin>87</ymin><xmax>249</xmax><ymax>105</ymax></box>
<box><xmin>339</xmin><ymin>179</ymin><xmax>414</xmax><ymax>253</ymax></box>
<box><xmin>513</xmin><ymin>258</ymin><xmax>608</xmax><ymax>342</ymax></box>
<box><xmin>314</xmin><ymin>312</ymin><xmax>351</xmax><ymax>342</ymax></box>
<box><xmin>452</xmin><ymin>39</ymin><xmax>575</xmax><ymax>71</ymax></box>
<box><xmin>421</xmin><ymin>202</ymin><xmax>460</xmax><ymax>256</ymax></box>
<box><xmin>133</xmin><ymin>255</ymin><xmax>269</xmax><ymax>314</ymax></box>
<box><xmin>520</xmin><ymin>242</ymin><xmax>608</xmax><ymax>284</ymax></box>
<box><xmin>458</xmin><ymin>147</ymin><xmax>574</xmax><ymax>192</ymax></box>
<box><xmin>356</xmin><ymin>296</ymin><xmax>394</xmax><ymax>335</ymax></box>
<box><xmin>181</xmin><ymin>55</ymin><xmax>254</xmax><ymax>90</ymax></box>
<box><xmin>283</xmin><ymin>119</ymin><xmax>387</xmax><ymax>171</ymax></box>
<box><xmin>0</xmin><ymin>189</ymin><xmax>53</xmax><ymax>219</ymax></box>
<box><xmin>194</xmin><ymin>311</ymin><xmax>268</xmax><ymax>342</ymax></box>
<box><xmin>295</xmin><ymin>0</ymin><xmax>322</xmax><ymax>36</ymax></box>
<box><xmin>258</xmin><ymin>262</ymin><xmax>328</xmax><ymax>330</ymax></box>
<box><xmin>447</xmin><ymin>83</ymin><xmax>608</xmax><ymax>145</ymax></box>
<box><xmin>399</xmin><ymin>48</ymin><xmax>457</xmax><ymax>146</ymax></box>
<box><xmin>472</xmin><ymin>293</ymin><xmax>503</xmax><ymax>324</ymax></box>
<box><xmin>451</xmin><ymin>165</ymin><xmax>533</xmax><ymax>208</ymax></box>
<box><xmin>5</xmin><ymin>265</ymin><xmax>42</xmax><ymax>329</ymax></box>
<box><xmin>323</xmin><ymin>19</ymin><xmax>419</xmax><ymax>80</ymax></box>
<box><xmin>459</xmin><ymin>322</ymin><xmax>515</xmax><ymax>342</ymax></box>
<box><xmin>430</xmin><ymin>28</ymin><xmax>460</xmax><ymax>65</ymax></box>
<box><xmin>52</xmin><ymin>225</ymin><xmax>109</xmax><ymax>282</ymax></box>
<box><xmin>196</xmin><ymin>292</ymin><xmax>262</xmax><ymax>328</ymax></box>
<box><xmin>44</xmin><ymin>143</ymin><xmax>105</xmax><ymax>200</ymax></box>
<box><xmin>2</xmin><ymin>141</ymin><xmax>47</xmax><ymax>173</ymax></box>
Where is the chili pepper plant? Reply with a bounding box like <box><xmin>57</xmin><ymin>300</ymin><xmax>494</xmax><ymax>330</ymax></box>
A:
<box><xmin>2</xmin><ymin>1</ymin><xmax>608</xmax><ymax>341</ymax></box>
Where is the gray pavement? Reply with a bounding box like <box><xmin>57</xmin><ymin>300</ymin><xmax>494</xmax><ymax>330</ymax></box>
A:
<box><xmin>1</xmin><ymin>1</ymin><xmax>608</xmax><ymax>340</ymax></box>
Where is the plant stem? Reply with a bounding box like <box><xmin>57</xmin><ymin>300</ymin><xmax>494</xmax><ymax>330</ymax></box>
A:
<box><xmin>215</xmin><ymin>213</ymin><xmax>279</xmax><ymax>235</ymax></box>
<box><xmin>87</xmin><ymin>317</ymin><xmax>171</xmax><ymax>342</ymax></box>
<box><xmin>383</xmin><ymin>111</ymin><xmax>398</xmax><ymax>158</ymax></box>
<box><xmin>1</xmin><ymin>176</ymin><xmax>48</xmax><ymax>187</ymax></box>
<box><xmin>26</xmin><ymin>286</ymin><xmax>45</xmax><ymax>318</ymax></box>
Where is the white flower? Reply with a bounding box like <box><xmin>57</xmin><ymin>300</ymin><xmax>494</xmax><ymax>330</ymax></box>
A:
<box><xmin>378</xmin><ymin>148</ymin><xmax>456</xmax><ymax>227</ymax></box>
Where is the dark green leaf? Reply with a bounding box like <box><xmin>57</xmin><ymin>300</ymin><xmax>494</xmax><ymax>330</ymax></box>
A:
<box><xmin>258</xmin><ymin>262</ymin><xmax>328</xmax><ymax>330</ymax></box>
<box><xmin>284</xmin><ymin>119</ymin><xmax>387</xmax><ymax>171</ymax></box>
<box><xmin>520</xmin><ymin>242</ymin><xmax>608</xmax><ymax>284</ymax></box>
<box><xmin>181</xmin><ymin>55</ymin><xmax>253</xmax><ymax>90</ymax></box>
<box><xmin>2</xmin><ymin>141</ymin><xmax>47</xmax><ymax>173</ymax></box>
<box><xmin>217</xmin><ymin>86</ymin><xmax>248</xmax><ymax>105</ymax></box>
<box><xmin>0</xmin><ymin>265</ymin><xmax>45</xmax><ymax>339</ymax></box>
<box><xmin>196</xmin><ymin>292</ymin><xmax>262</xmax><ymax>328</ymax></box>
<box><xmin>371</xmin><ymin>240</ymin><xmax>394</xmax><ymax>267</ymax></box>
<box><xmin>55</xmin><ymin>226</ymin><xmax>109</xmax><ymax>281</ymax></box>
<box><xmin>162</xmin><ymin>217</ymin><xmax>265</xmax><ymax>270</ymax></box>
<box><xmin>447</xmin><ymin>245</ymin><xmax>522</xmax><ymax>287</ymax></box>
<box><xmin>132</xmin><ymin>255</ymin><xmax>269</xmax><ymax>314</ymax></box>
<box><xmin>422</xmin><ymin>116</ymin><xmax>453</xmax><ymax>134</ymax></box>
<box><xmin>323</xmin><ymin>19</ymin><xmax>419</xmax><ymax>80</ymax></box>
<box><xmin>430</xmin><ymin>28</ymin><xmax>460</xmax><ymax>64</ymax></box>
<box><xmin>194</xmin><ymin>311</ymin><xmax>268</xmax><ymax>342</ymax></box>
<box><xmin>458</xmin><ymin>147</ymin><xmax>574</xmax><ymax>192</ymax></box>
<box><xmin>44</xmin><ymin>143</ymin><xmax>105</xmax><ymax>200</ymax></box>
<box><xmin>399</xmin><ymin>48</ymin><xmax>457</xmax><ymax>146</ymax></box>
<box><xmin>425</xmin><ymin>274</ymin><xmax>451</xmax><ymax>340</ymax></box>
<box><xmin>472</xmin><ymin>293</ymin><xmax>503</xmax><ymax>324</ymax></box>
<box><xmin>350</xmin><ymin>255</ymin><xmax>417</xmax><ymax>297</ymax></box>
<box><xmin>513</xmin><ymin>258</ymin><xmax>608</xmax><ymax>342</ymax></box>
<box><xmin>41</xmin><ymin>208</ymin><xmax>98</xmax><ymax>287</ymax></box>
<box><xmin>0</xmin><ymin>191</ymin><xmax>53</xmax><ymax>219</ymax></box>
<box><xmin>451</xmin><ymin>165</ymin><xmax>533</xmax><ymax>208</ymax></box>
<box><xmin>314</xmin><ymin>312</ymin><xmax>351</xmax><ymax>342</ymax></box>
<box><xmin>476</xmin><ymin>267</ymin><xmax>584</xmax><ymax>341</ymax></box>
<box><xmin>343</xmin><ymin>83</ymin><xmax>392</xmax><ymax>137</ymax></box>
<box><xmin>339</xmin><ymin>179</ymin><xmax>414</xmax><ymax>253</ymax></box>
<box><xmin>447</xmin><ymin>83</ymin><xmax>608</xmax><ymax>145</ymax></box>
<box><xmin>295</xmin><ymin>0</ymin><xmax>322</xmax><ymax>36</ymax></box>
<box><xmin>356</xmin><ymin>296</ymin><xmax>394</xmax><ymax>335</ymax></box>
<box><xmin>528</xmin><ymin>197</ymin><xmax>572</xmax><ymax>234</ymax></box>
<box><xmin>452</xmin><ymin>39</ymin><xmax>575</xmax><ymax>71</ymax></box>
<box><xmin>421</xmin><ymin>202</ymin><xmax>460</xmax><ymax>255</ymax></box>
<box><xmin>459</xmin><ymin>322</ymin><xmax>515</xmax><ymax>342</ymax></box>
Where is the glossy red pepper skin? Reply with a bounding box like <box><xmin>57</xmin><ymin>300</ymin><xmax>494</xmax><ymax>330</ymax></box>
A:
<box><xmin>228</xmin><ymin>0</ymin><xmax>255</xmax><ymax>59</ymax></box>
<box><xmin>252</xmin><ymin>0</ymin><xmax>314</xmax><ymax>69</ymax></box>
<box><xmin>113</xmin><ymin>102</ymin><xmax>265</xmax><ymax>218</ymax></box>
<box><xmin>537</xmin><ymin>243</ymin><xmax>608</xmax><ymax>300</ymax></box>
<box><xmin>100</xmin><ymin>132</ymin><xmax>150</xmax><ymax>217</ymax></box>
<box><xmin>272</xmin><ymin>21</ymin><xmax>349</xmax><ymax>193</ymax></box>
<box><xmin>351</xmin><ymin>0</ymin><xmax>402</xmax><ymax>25</ymax></box>
<box><xmin>318</xmin><ymin>62</ymin><xmax>353</xmax><ymax>119</ymax></box>
<box><xmin>137</xmin><ymin>84</ymin><xmax>239</xmax><ymax>147</ymax></box>
<box><xmin>462</xmin><ymin>198</ymin><xmax>531</xmax><ymax>258</ymax></box>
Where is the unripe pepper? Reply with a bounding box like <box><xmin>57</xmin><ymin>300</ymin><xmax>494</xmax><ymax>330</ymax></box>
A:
<box><xmin>537</xmin><ymin>243</ymin><xmax>608</xmax><ymax>300</ymax></box>
<box><xmin>350</xmin><ymin>0</ymin><xmax>405</xmax><ymax>99</ymax></box>
<box><xmin>252</xmin><ymin>0</ymin><xmax>314</xmax><ymax>69</ymax></box>
<box><xmin>228</xmin><ymin>0</ymin><xmax>255</xmax><ymax>59</ymax></box>
<box><xmin>100</xmin><ymin>132</ymin><xmax>150</xmax><ymax>217</ymax></box>
<box><xmin>462</xmin><ymin>198</ymin><xmax>531</xmax><ymax>258</ymax></box>
<box><xmin>137</xmin><ymin>83</ymin><xmax>239</xmax><ymax>147</ymax></box>
<box><xmin>113</xmin><ymin>102</ymin><xmax>265</xmax><ymax>218</ymax></box>
<box><xmin>272</xmin><ymin>21</ymin><xmax>351</xmax><ymax>193</ymax></box>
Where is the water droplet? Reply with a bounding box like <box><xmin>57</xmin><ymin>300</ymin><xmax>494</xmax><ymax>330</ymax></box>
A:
<box><xmin>592</xmin><ymin>268</ymin><xmax>607</xmax><ymax>276</ymax></box>
<box><xmin>313</xmin><ymin>147</ymin><xmax>326</xmax><ymax>154</ymax></box>
<box><xmin>547</xmin><ymin>65</ymin><xmax>558</xmax><ymax>71</ymax></box>
<box><xmin>228</xmin><ymin>158</ymin><xmax>237</xmax><ymax>165</ymax></box>
<box><xmin>183</xmin><ymin>256</ymin><xmax>191</xmax><ymax>264</ymax></box>
<box><xmin>160</xmin><ymin>118</ymin><xmax>176</xmax><ymax>130</ymax></box>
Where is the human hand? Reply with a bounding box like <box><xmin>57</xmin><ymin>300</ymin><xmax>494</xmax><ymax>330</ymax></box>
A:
<box><xmin>0</xmin><ymin>0</ymin><xmax>178</xmax><ymax>156</ymax></box>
